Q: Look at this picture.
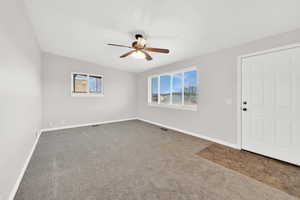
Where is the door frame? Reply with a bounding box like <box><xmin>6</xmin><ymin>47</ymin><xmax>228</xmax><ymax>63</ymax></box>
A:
<box><xmin>236</xmin><ymin>43</ymin><xmax>300</xmax><ymax>150</ymax></box>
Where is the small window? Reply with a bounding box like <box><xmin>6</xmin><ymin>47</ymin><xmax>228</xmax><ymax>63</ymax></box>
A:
<box><xmin>89</xmin><ymin>75</ymin><xmax>102</xmax><ymax>93</ymax></box>
<box><xmin>73</xmin><ymin>74</ymin><xmax>88</xmax><ymax>93</ymax></box>
<box><xmin>72</xmin><ymin>73</ymin><xmax>103</xmax><ymax>96</ymax></box>
<box><xmin>148</xmin><ymin>68</ymin><xmax>198</xmax><ymax>111</ymax></box>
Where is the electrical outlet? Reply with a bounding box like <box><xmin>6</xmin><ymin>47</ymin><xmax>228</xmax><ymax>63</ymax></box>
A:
<box><xmin>49</xmin><ymin>122</ymin><xmax>53</xmax><ymax>127</ymax></box>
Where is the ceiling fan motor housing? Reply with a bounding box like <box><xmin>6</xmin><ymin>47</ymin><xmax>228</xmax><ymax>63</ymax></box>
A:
<box><xmin>132</xmin><ymin>41</ymin><xmax>138</xmax><ymax>48</ymax></box>
<box><xmin>135</xmin><ymin>34</ymin><xmax>143</xmax><ymax>40</ymax></box>
<box><xmin>133</xmin><ymin>34</ymin><xmax>146</xmax><ymax>49</ymax></box>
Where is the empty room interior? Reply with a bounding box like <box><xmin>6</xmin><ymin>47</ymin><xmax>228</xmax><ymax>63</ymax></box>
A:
<box><xmin>1</xmin><ymin>0</ymin><xmax>300</xmax><ymax>199</ymax></box>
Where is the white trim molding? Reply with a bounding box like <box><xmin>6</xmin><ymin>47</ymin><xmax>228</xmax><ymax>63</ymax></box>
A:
<box><xmin>41</xmin><ymin>118</ymin><xmax>137</xmax><ymax>132</ymax></box>
<box><xmin>137</xmin><ymin>118</ymin><xmax>239</xmax><ymax>149</ymax></box>
<box><xmin>236</xmin><ymin>43</ymin><xmax>300</xmax><ymax>150</ymax></box>
<box><xmin>148</xmin><ymin>103</ymin><xmax>197</xmax><ymax>111</ymax></box>
<box><xmin>9</xmin><ymin>130</ymin><xmax>42</xmax><ymax>200</ymax></box>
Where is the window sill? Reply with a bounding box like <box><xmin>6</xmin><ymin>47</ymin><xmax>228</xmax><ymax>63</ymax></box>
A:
<box><xmin>71</xmin><ymin>93</ymin><xmax>104</xmax><ymax>97</ymax></box>
<box><xmin>148</xmin><ymin>103</ymin><xmax>197</xmax><ymax>111</ymax></box>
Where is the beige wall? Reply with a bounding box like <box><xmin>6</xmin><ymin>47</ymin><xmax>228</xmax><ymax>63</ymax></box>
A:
<box><xmin>1</xmin><ymin>3</ymin><xmax>300</xmax><ymax>198</ymax></box>
<box><xmin>42</xmin><ymin>53</ymin><xmax>137</xmax><ymax>129</ymax></box>
<box><xmin>137</xmin><ymin>29</ymin><xmax>300</xmax><ymax>147</ymax></box>
<box><xmin>0</xmin><ymin>0</ymin><xmax>42</xmax><ymax>199</ymax></box>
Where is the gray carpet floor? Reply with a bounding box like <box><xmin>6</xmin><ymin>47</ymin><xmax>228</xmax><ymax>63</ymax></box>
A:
<box><xmin>15</xmin><ymin>120</ymin><xmax>298</xmax><ymax>200</ymax></box>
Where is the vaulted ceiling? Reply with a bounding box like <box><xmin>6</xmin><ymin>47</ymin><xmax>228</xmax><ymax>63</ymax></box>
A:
<box><xmin>25</xmin><ymin>0</ymin><xmax>300</xmax><ymax>72</ymax></box>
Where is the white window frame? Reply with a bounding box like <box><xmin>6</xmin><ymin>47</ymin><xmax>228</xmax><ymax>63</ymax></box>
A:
<box><xmin>71</xmin><ymin>72</ymin><xmax>104</xmax><ymax>97</ymax></box>
<box><xmin>148</xmin><ymin>67</ymin><xmax>198</xmax><ymax>111</ymax></box>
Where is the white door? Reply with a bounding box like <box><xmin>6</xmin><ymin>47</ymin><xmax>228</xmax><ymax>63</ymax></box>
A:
<box><xmin>241</xmin><ymin>46</ymin><xmax>300</xmax><ymax>166</ymax></box>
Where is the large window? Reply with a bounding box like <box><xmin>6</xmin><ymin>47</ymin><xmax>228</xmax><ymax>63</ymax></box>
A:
<box><xmin>72</xmin><ymin>73</ymin><xmax>103</xmax><ymax>96</ymax></box>
<box><xmin>160</xmin><ymin>75</ymin><xmax>171</xmax><ymax>104</ymax></box>
<box><xmin>151</xmin><ymin>77</ymin><xmax>158</xmax><ymax>103</ymax></box>
<box><xmin>184</xmin><ymin>70</ymin><xmax>197</xmax><ymax>105</ymax></box>
<box><xmin>148</xmin><ymin>68</ymin><xmax>198</xmax><ymax>110</ymax></box>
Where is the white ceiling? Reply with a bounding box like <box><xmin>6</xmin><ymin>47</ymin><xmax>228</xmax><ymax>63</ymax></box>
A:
<box><xmin>25</xmin><ymin>0</ymin><xmax>300</xmax><ymax>72</ymax></box>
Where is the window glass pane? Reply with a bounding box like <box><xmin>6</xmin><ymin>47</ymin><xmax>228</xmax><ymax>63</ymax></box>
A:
<box><xmin>172</xmin><ymin>73</ymin><xmax>183</xmax><ymax>105</ymax></box>
<box><xmin>89</xmin><ymin>76</ymin><xmax>102</xmax><ymax>93</ymax></box>
<box><xmin>151</xmin><ymin>77</ymin><xmax>158</xmax><ymax>103</ymax></box>
<box><xmin>160</xmin><ymin>75</ymin><xmax>171</xmax><ymax>104</ymax></box>
<box><xmin>184</xmin><ymin>70</ymin><xmax>197</xmax><ymax>105</ymax></box>
<box><xmin>73</xmin><ymin>74</ymin><xmax>88</xmax><ymax>93</ymax></box>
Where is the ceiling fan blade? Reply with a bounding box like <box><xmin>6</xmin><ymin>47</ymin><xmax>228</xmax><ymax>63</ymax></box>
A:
<box><xmin>107</xmin><ymin>43</ymin><xmax>133</xmax><ymax>49</ymax></box>
<box><xmin>144</xmin><ymin>47</ymin><xmax>169</xmax><ymax>54</ymax></box>
<box><xmin>140</xmin><ymin>50</ymin><xmax>153</xmax><ymax>61</ymax></box>
<box><xmin>120</xmin><ymin>50</ymin><xmax>136</xmax><ymax>58</ymax></box>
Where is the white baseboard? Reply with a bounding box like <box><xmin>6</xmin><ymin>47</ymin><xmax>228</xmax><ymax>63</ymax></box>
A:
<box><xmin>8</xmin><ymin>117</ymin><xmax>237</xmax><ymax>200</ymax></box>
<box><xmin>40</xmin><ymin>117</ymin><xmax>137</xmax><ymax>133</ymax></box>
<box><xmin>8</xmin><ymin>118</ymin><xmax>137</xmax><ymax>200</ymax></box>
<box><xmin>137</xmin><ymin>118</ymin><xmax>240</xmax><ymax>149</ymax></box>
<box><xmin>8</xmin><ymin>130</ymin><xmax>42</xmax><ymax>200</ymax></box>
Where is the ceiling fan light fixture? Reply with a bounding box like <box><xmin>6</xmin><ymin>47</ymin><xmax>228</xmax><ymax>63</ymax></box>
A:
<box><xmin>131</xmin><ymin>51</ymin><xmax>145</xmax><ymax>59</ymax></box>
<box><xmin>107</xmin><ymin>34</ymin><xmax>169</xmax><ymax>61</ymax></box>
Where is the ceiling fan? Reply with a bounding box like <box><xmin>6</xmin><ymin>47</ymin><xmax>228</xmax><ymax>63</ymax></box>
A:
<box><xmin>107</xmin><ymin>34</ymin><xmax>170</xmax><ymax>61</ymax></box>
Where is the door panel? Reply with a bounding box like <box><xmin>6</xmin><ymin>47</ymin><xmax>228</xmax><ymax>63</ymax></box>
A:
<box><xmin>242</xmin><ymin>46</ymin><xmax>300</xmax><ymax>165</ymax></box>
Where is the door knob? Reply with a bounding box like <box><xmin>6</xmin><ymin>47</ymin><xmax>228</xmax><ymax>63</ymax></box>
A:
<box><xmin>242</xmin><ymin>108</ymin><xmax>247</xmax><ymax>111</ymax></box>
